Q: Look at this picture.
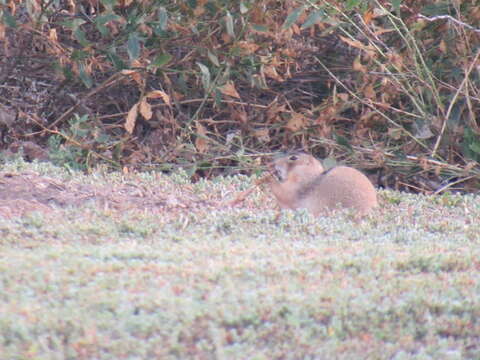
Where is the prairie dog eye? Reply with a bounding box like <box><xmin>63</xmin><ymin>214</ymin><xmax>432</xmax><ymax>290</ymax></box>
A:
<box><xmin>288</xmin><ymin>155</ymin><xmax>298</xmax><ymax>161</ymax></box>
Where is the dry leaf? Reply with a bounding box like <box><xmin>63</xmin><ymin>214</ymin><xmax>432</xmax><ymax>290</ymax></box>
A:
<box><xmin>339</xmin><ymin>36</ymin><xmax>375</xmax><ymax>58</ymax></box>
<box><xmin>236</xmin><ymin>41</ymin><xmax>259</xmax><ymax>55</ymax></box>
<box><xmin>363</xmin><ymin>10</ymin><xmax>374</xmax><ymax>25</ymax></box>
<box><xmin>266</xmin><ymin>102</ymin><xmax>286</xmax><ymax>122</ymax></box>
<box><xmin>194</xmin><ymin>5</ymin><xmax>205</xmax><ymax>16</ymax></box>
<box><xmin>219</xmin><ymin>82</ymin><xmax>240</xmax><ymax>98</ymax></box>
<box><xmin>120</xmin><ymin>69</ymin><xmax>143</xmax><ymax>85</ymax></box>
<box><xmin>48</xmin><ymin>29</ymin><xmax>58</xmax><ymax>42</ymax></box>
<box><xmin>339</xmin><ymin>35</ymin><xmax>367</xmax><ymax>50</ymax></box>
<box><xmin>125</xmin><ymin>103</ymin><xmax>139</xmax><ymax>134</ymax></box>
<box><xmin>439</xmin><ymin>40</ymin><xmax>447</xmax><ymax>54</ymax></box>
<box><xmin>353</xmin><ymin>56</ymin><xmax>367</xmax><ymax>73</ymax></box>
<box><xmin>139</xmin><ymin>98</ymin><xmax>152</xmax><ymax>120</ymax></box>
<box><xmin>195</xmin><ymin>121</ymin><xmax>208</xmax><ymax>153</ymax></box>
<box><xmin>146</xmin><ymin>90</ymin><xmax>171</xmax><ymax>105</ymax></box>
<box><xmin>221</xmin><ymin>33</ymin><xmax>232</xmax><ymax>43</ymax></box>
<box><xmin>232</xmin><ymin>107</ymin><xmax>248</xmax><ymax>124</ymax></box>
<box><xmin>263</xmin><ymin>65</ymin><xmax>283</xmax><ymax>81</ymax></box>
<box><xmin>285</xmin><ymin>112</ymin><xmax>307</xmax><ymax>132</ymax></box>
<box><xmin>254</xmin><ymin>128</ymin><xmax>270</xmax><ymax>142</ymax></box>
<box><xmin>363</xmin><ymin>84</ymin><xmax>376</xmax><ymax>99</ymax></box>
<box><xmin>388</xmin><ymin>52</ymin><xmax>404</xmax><ymax>70</ymax></box>
<box><xmin>121</xmin><ymin>69</ymin><xmax>137</xmax><ymax>75</ymax></box>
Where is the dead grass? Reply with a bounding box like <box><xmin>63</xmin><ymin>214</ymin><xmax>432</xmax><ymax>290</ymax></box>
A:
<box><xmin>0</xmin><ymin>159</ymin><xmax>479</xmax><ymax>359</ymax></box>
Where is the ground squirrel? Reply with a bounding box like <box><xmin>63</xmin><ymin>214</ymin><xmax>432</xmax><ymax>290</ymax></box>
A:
<box><xmin>267</xmin><ymin>153</ymin><xmax>378</xmax><ymax>216</ymax></box>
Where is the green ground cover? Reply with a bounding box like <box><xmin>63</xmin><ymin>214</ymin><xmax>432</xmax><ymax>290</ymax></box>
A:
<box><xmin>0</xmin><ymin>161</ymin><xmax>479</xmax><ymax>359</ymax></box>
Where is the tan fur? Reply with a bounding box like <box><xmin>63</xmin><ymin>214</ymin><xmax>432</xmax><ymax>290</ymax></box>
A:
<box><xmin>268</xmin><ymin>153</ymin><xmax>378</xmax><ymax>216</ymax></box>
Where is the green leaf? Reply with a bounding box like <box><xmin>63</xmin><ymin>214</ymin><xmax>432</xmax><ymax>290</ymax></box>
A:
<box><xmin>197</xmin><ymin>62</ymin><xmax>211</xmax><ymax>91</ymax></box>
<box><xmin>421</xmin><ymin>3</ymin><xmax>450</xmax><ymax>16</ymax></box>
<box><xmin>69</xmin><ymin>18</ymin><xmax>86</xmax><ymax>30</ymax></box>
<box><xmin>158</xmin><ymin>7</ymin><xmax>168</xmax><ymax>31</ymax></box>
<box><xmin>301</xmin><ymin>9</ymin><xmax>325</xmax><ymax>29</ymax></box>
<box><xmin>207</xmin><ymin>50</ymin><xmax>220</xmax><ymax>67</ymax></box>
<box><xmin>252</xmin><ymin>24</ymin><xmax>269</xmax><ymax>32</ymax></box>
<box><xmin>127</xmin><ymin>33</ymin><xmax>140</xmax><ymax>61</ymax></box>
<box><xmin>469</xmin><ymin>141</ymin><xmax>480</xmax><ymax>155</ymax></box>
<box><xmin>334</xmin><ymin>134</ymin><xmax>353</xmax><ymax>151</ymax></box>
<box><xmin>322</xmin><ymin>157</ymin><xmax>337</xmax><ymax>170</ymax></box>
<box><xmin>106</xmin><ymin>51</ymin><xmax>126</xmax><ymax>70</ymax></box>
<box><xmin>71</xmin><ymin>49</ymin><xmax>89</xmax><ymax>61</ymax></box>
<box><xmin>2</xmin><ymin>10</ymin><xmax>17</xmax><ymax>28</ymax></box>
<box><xmin>94</xmin><ymin>14</ymin><xmax>119</xmax><ymax>37</ymax></box>
<box><xmin>225</xmin><ymin>11</ymin><xmax>235</xmax><ymax>37</ymax></box>
<box><xmin>152</xmin><ymin>53</ymin><xmax>172</xmax><ymax>68</ymax></box>
<box><xmin>392</xmin><ymin>0</ymin><xmax>402</xmax><ymax>13</ymax></box>
<box><xmin>78</xmin><ymin>64</ymin><xmax>93</xmax><ymax>88</ymax></box>
<box><xmin>240</xmin><ymin>2</ymin><xmax>248</xmax><ymax>14</ymax></box>
<box><xmin>73</xmin><ymin>28</ymin><xmax>90</xmax><ymax>47</ymax></box>
<box><xmin>345</xmin><ymin>0</ymin><xmax>361</xmax><ymax>10</ymax></box>
<box><xmin>282</xmin><ymin>6</ymin><xmax>305</xmax><ymax>30</ymax></box>
<box><xmin>100</xmin><ymin>0</ymin><xmax>117</xmax><ymax>8</ymax></box>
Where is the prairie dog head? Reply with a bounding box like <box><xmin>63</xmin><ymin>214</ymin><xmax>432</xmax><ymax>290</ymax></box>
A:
<box><xmin>271</xmin><ymin>153</ymin><xmax>324</xmax><ymax>182</ymax></box>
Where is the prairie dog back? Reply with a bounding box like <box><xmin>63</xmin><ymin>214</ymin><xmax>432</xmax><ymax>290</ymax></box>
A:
<box><xmin>268</xmin><ymin>153</ymin><xmax>377</xmax><ymax>216</ymax></box>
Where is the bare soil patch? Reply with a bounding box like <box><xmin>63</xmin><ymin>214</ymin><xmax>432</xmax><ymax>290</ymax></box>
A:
<box><xmin>0</xmin><ymin>170</ymin><xmax>224</xmax><ymax>218</ymax></box>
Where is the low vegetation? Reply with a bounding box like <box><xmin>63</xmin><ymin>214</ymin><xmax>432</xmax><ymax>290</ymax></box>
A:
<box><xmin>0</xmin><ymin>160</ymin><xmax>479</xmax><ymax>359</ymax></box>
<box><xmin>1</xmin><ymin>0</ymin><xmax>479</xmax><ymax>191</ymax></box>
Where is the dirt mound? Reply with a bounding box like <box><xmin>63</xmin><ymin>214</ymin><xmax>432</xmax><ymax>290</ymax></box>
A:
<box><xmin>0</xmin><ymin>171</ymin><xmax>215</xmax><ymax>218</ymax></box>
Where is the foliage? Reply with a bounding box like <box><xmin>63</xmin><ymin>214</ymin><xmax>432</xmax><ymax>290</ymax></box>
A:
<box><xmin>0</xmin><ymin>0</ymin><xmax>479</xmax><ymax>191</ymax></box>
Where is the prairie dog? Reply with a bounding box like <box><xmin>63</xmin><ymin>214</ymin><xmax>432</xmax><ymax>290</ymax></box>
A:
<box><xmin>268</xmin><ymin>153</ymin><xmax>378</xmax><ymax>216</ymax></box>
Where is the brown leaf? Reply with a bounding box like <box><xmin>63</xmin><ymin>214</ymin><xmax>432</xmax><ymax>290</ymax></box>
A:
<box><xmin>439</xmin><ymin>40</ymin><xmax>447</xmax><ymax>54</ymax></box>
<box><xmin>387</xmin><ymin>52</ymin><xmax>404</xmax><ymax>70</ymax></box>
<box><xmin>125</xmin><ymin>103</ymin><xmax>139</xmax><ymax>134</ymax></box>
<box><xmin>363</xmin><ymin>10</ymin><xmax>374</xmax><ymax>25</ymax></box>
<box><xmin>363</xmin><ymin>84</ymin><xmax>376</xmax><ymax>99</ymax></box>
<box><xmin>121</xmin><ymin>69</ymin><xmax>143</xmax><ymax>85</ymax></box>
<box><xmin>339</xmin><ymin>36</ymin><xmax>375</xmax><ymax>58</ymax></box>
<box><xmin>231</xmin><ymin>107</ymin><xmax>248</xmax><ymax>124</ymax></box>
<box><xmin>266</xmin><ymin>102</ymin><xmax>286</xmax><ymax>123</ymax></box>
<box><xmin>285</xmin><ymin>112</ymin><xmax>307</xmax><ymax>132</ymax></box>
<box><xmin>236</xmin><ymin>41</ymin><xmax>259</xmax><ymax>55</ymax></box>
<box><xmin>121</xmin><ymin>69</ymin><xmax>137</xmax><ymax>75</ymax></box>
<box><xmin>339</xmin><ymin>35</ymin><xmax>367</xmax><ymax>50</ymax></box>
<box><xmin>254</xmin><ymin>128</ymin><xmax>270</xmax><ymax>142</ymax></box>
<box><xmin>48</xmin><ymin>29</ymin><xmax>58</xmax><ymax>42</ymax></box>
<box><xmin>263</xmin><ymin>65</ymin><xmax>283</xmax><ymax>81</ymax></box>
<box><xmin>218</xmin><ymin>82</ymin><xmax>240</xmax><ymax>98</ymax></box>
<box><xmin>139</xmin><ymin>98</ymin><xmax>152</xmax><ymax>120</ymax></box>
<box><xmin>195</xmin><ymin>121</ymin><xmax>209</xmax><ymax>153</ymax></box>
<box><xmin>353</xmin><ymin>56</ymin><xmax>367</xmax><ymax>73</ymax></box>
<box><xmin>147</xmin><ymin>90</ymin><xmax>171</xmax><ymax>105</ymax></box>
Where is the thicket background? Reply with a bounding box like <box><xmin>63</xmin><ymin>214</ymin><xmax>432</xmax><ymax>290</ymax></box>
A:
<box><xmin>1</xmin><ymin>0</ymin><xmax>479</xmax><ymax>192</ymax></box>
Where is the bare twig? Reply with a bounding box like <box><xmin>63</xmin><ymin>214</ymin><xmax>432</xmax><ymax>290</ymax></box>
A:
<box><xmin>226</xmin><ymin>174</ymin><xmax>272</xmax><ymax>207</ymax></box>
<box><xmin>433</xmin><ymin>176</ymin><xmax>476</xmax><ymax>195</ymax></box>
<box><xmin>25</xmin><ymin>113</ymin><xmax>120</xmax><ymax>167</ymax></box>
<box><xmin>47</xmin><ymin>72</ymin><xmax>124</xmax><ymax>131</ymax></box>
<box><xmin>417</xmin><ymin>14</ymin><xmax>480</xmax><ymax>33</ymax></box>
<box><xmin>431</xmin><ymin>50</ymin><xmax>480</xmax><ymax>158</ymax></box>
<box><xmin>314</xmin><ymin>56</ymin><xmax>430</xmax><ymax>151</ymax></box>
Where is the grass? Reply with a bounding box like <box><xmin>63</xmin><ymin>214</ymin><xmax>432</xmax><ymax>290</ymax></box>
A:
<box><xmin>0</xmin><ymin>160</ymin><xmax>479</xmax><ymax>359</ymax></box>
